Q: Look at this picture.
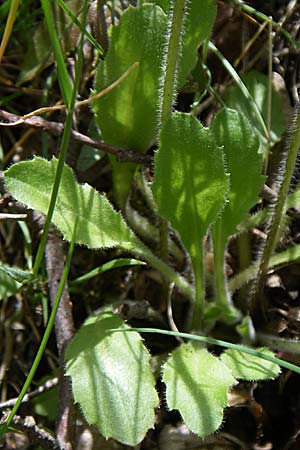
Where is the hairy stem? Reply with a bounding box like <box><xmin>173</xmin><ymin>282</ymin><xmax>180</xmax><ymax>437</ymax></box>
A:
<box><xmin>159</xmin><ymin>0</ymin><xmax>187</xmax><ymax>126</ymax></box>
<box><xmin>190</xmin><ymin>245</ymin><xmax>205</xmax><ymax>331</ymax></box>
<box><xmin>251</xmin><ymin>102</ymin><xmax>300</xmax><ymax>321</ymax></box>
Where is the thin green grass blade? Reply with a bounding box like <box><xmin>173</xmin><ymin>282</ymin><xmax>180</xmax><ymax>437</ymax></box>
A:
<box><xmin>0</xmin><ymin>0</ymin><xmax>20</xmax><ymax>62</ymax></box>
<box><xmin>233</xmin><ymin>0</ymin><xmax>300</xmax><ymax>50</ymax></box>
<box><xmin>33</xmin><ymin>1</ymin><xmax>87</xmax><ymax>275</ymax></box>
<box><xmin>40</xmin><ymin>0</ymin><xmax>72</xmax><ymax>108</ymax></box>
<box><xmin>0</xmin><ymin>220</ymin><xmax>78</xmax><ymax>438</ymax></box>
<box><xmin>208</xmin><ymin>41</ymin><xmax>268</xmax><ymax>138</ymax></box>
<box><xmin>109</xmin><ymin>327</ymin><xmax>300</xmax><ymax>374</ymax></box>
<box><xmin>70</xmin><ymin>259</ymin><xmax>146</xmax><ymax>286</ymax></box>
<box><xmin>56</xmin><ymin>0</ymin><xmax>104</xmax><ymax>56</ymax></box>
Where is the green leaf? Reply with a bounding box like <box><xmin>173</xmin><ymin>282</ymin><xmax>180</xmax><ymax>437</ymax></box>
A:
<box><xmin>4</xmin><ymin>157</ymin><xmax>143</xmax><ymax>253</ymax></box>
<box><xmin>0</xmin><ymin>266</ymin><xmax>22</xmax><ymax>300</ymax></box>
<box><xmin>211</xmin><ymin>108</ymin><xmax>264</xmax><ymax>240</ymax></box>
<box><xmin>93</xmin><ymin>5</ymin><xmax>167</xmax><ymax>152</ymax></box>
<box><xmin>70</xmin><ymin>258</ymin><xmax>146</xmax><ymax>286</ymax></box>
<box><xmin>178</xmin><ymin>0</ymin><xmax>216</xmax><ymax>86</ymax></box>
<box><xmin>152</xmin><ymin>112</ymin><xmax>228</xmax><ymax>264</ymax></box>
<box><xmin>151</xmin><ymin>0</ymin><xmax>170</xmax><ymax>12</ymax></box>
<box><xmin>0</xmin><ymin>264</ymin><xmax>31</xmax><ymax>283</ymax></box>
<box><xmin>221</xmin><ymin>348</ymin><xmax>281</xmax><ymax>381</ymax></box>
<box><xmin>65</xmin><ymin>309</ymin><xmax>159</xmax><ymax>445</ymax></box>
<box><xmin>162</xmin><ymin>342</ymin><xmax>237</xmax><ymax>438</ymax></box>
<box><xmin>152</xmin><ymin>0</ymin><xmax>216</xmax><ymax>86</ymax></box>
<box><xmin>225</xmin><ymin>71</ymin><xmax>286</xmax><ymax>151</ymax></box>
<box><xmin>210</xmin><ymin>109</ymin><xmax>263</xmax><ymax>323</ymax></box>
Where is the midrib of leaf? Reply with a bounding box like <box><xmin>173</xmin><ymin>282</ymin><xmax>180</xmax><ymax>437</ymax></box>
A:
<box><xmin>184</xmin><ymin>157</ymin><xmax>205</xmax><ymax>330</ymax></box>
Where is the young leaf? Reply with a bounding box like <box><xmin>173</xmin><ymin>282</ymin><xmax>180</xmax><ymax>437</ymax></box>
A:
<box><xmin>65</xmin><ymin>309</ymin><xmax>159</xmax><ymax>446</ymax></box>
<box><xmin>220</xmin><ymin>348</ymin><xmax>281</xmax><ymax>381</ymax></box>
<box><xmin>4</xmin><ymin>157</ymin><xmax>142</xmax><ymax>253</ymax></box>
<box><xmin>93</xmin><ymin>5</ymin><xmax>167</xmax><ymax>152</ymax></box>
<box><xmin>162</xmin><ymin>342</ymin><xmax>237</xmax><ymax>438</ymax></box>
<box><xmin>225</xmin><ymin>71</ymin><xmax>286</xmax><ymax>151</ymax></box>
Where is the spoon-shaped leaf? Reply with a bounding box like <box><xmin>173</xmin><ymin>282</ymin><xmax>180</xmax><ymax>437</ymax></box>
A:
<box><xmin>152</xmin><ymin>112</ymin><xmax>228</xmax><ymax>262</ymax></box>
<box><xmin>211</xmin><ymin>108</ymin><xmax>264</xmax><ymax>240</ymax></box>
<box><xmin>65</xmin><ymin>309</ymin><xmax>159</xmax><ymax>445</ymax></box>
<box><xmin>210</xmin><ymin>109</ymin><xmax>264</xmax><ymax>322</ymax></box>
<box><xmin>152</xmin><ymin>112</ymin><xmax>228</xmax><ymax>327</ymax></box>
<box><xmin>92</xmin><ymin>4</ymin><xmax>167</xmax><ymax>206</ymax></box>
<box><xmin>162</xmin><ymin>342</ymin><xmax>237</xmax><ymax>438</ymax></box>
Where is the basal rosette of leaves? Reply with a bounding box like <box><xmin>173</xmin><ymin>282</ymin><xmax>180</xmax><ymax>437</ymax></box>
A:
<box><xmin>4</xmin><ymin>151</ymin><xmax>281</xmax><ymax>444</ymax></box>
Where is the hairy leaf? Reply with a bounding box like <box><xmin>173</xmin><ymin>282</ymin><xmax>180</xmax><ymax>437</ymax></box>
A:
<box><xmin>93</xmin><ymin>5</ymin><xmax>167</xmax><ymax>152</ymax></box>
<box><xmin>152</xmin><ymin>112</ymin><xmax>228</xmax><ymax>264</ymax></box>
<box><xmin>221</xmin><ymin>348</ymin><xmax>281</xmax><ymax>381</ymax></box>
<box><xmin>4</xmin><ymin>157</ymin><xmax>143</xmax><ymax>252</ymax></box>
<box><xmin>152</xmin><ymin>0</ymin><xmax>216</xmax><ymax>86</ymax></box>
<box><xmin>211</xmin><ymin>108</ymin><xmax>264</xmax><ymax>241</ymax></box>
<box><xmin>178</xmin><ymin>0</ymin><xmax>216</xmax><ymax>86</ymax></box>
<box><xmin>225</xmin><ymin>71</ymin><xmax>285</xmax><ymax>151</ymax></box>
<box><xmin>65</xmin><ymin>310</ymin><xmax>159</xmax><ymax>445</ymax></box>
<box><xmin>210</xmin><ymin>109</ymin><xmax>264</xmax><ymax>323</ymax></box>
<box><xmin>163</xmin><ymin>342</ymin><xmax>237</xmax><ymax>437</ymax></box>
